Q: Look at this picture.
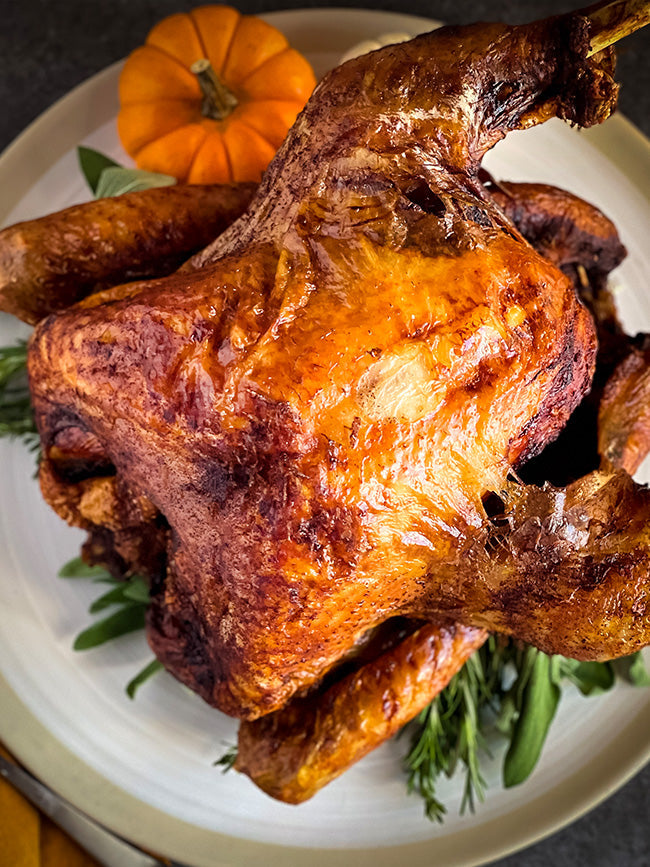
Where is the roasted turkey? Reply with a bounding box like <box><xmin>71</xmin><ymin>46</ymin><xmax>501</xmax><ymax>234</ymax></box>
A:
<box><xmin>24</xmin><ymin>7</ymin><xmax>650</xmax><ymax>800</ymax></box>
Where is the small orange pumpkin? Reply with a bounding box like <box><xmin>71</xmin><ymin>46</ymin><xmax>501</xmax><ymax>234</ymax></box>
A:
<box><xmin>117</xmin><ymin>5</ymin><xmax>316</xmax><ymax>184</ymax></box>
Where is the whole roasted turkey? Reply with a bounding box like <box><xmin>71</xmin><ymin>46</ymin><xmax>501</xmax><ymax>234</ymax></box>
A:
<box><xmin>26</xmin><ymin>8</ymin><xmax>650</xmax><ymax>800</ymax></box>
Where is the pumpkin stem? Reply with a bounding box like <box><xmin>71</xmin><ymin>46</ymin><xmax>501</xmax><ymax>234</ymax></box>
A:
<box><xmin>191</xmin><ymin>58</ymin><xmax>238</xmax><ymax>121</ymax></box>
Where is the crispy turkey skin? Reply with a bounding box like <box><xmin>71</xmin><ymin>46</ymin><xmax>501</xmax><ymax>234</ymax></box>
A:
<box><xmin>28</xmin><ymin>9</ymin><xmax>649</xmax><ymax>738</ymax></box>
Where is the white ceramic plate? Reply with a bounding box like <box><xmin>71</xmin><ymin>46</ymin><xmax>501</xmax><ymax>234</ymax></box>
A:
<box><xmin>1</xmin><ymin>10</ymin><xmax>649</xmax><ymax>867</ymax></box>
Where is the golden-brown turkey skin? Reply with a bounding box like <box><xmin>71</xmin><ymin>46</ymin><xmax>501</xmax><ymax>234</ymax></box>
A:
<box><xmin>188</xmin><ymin>15</ymin><xmax>617</xmax><ymax>268</ymax></box>
<box><xmin>29</xmin><ymin>13</ymin><xmax>626</xmax><ymax>720</ymax></box>
<box><xmin>236</xmin><ymin>623</ymin><xmax>487</xmax><ymax>803</ymax></box>
<box><xmin>487</xmin><ymin>181</ymin><xmax>626</xmax><ymax>282</ymax></box>
<box><xmin>420</xmin><ymin>469</ymin><xmax>650</xmax><ymax>660</ymax></box>
<box><xmin>485</xmin><ymin>179</ymin><xmax>632</xmax><ymax>486</ymax></box>
<box><xmin>29</xmin><ymin>223</ymin><xmax>594</xmax><ymax>717</ymax></box>
<box><xmin>0</xmin><ymin>182</ymin><xmax>256</xmax><ymax>324</ymax></box>
<box><xmin>599</xmin><ymin>339</ymin><xmax>650</xmax><ymax>474</ymax></box>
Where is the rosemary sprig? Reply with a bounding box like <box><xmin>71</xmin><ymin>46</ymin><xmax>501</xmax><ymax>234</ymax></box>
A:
<box><xmin>404</xmin><ymin>636</ymin><xmax>505</xmax><ymax>821</ymax></box>
<box><xmin>0</xmin><ymin>341</ymin><xmax>38</xmax><ymax>448</ymax></box>
<box><xmin>404</xmin><ymin>702</ymin><xmax>452</xmax><ymax>821</ymax></box>
<box><xmin>126</xmin><ymin>659</ymin><xmax>165</xmax><ymax>699</ymax></box>
<box><xmin>403</xmin><ymin>638</ymin><xmax>650</xmax><ymax>820</ymax></box>
<box><xmin>58</xmin><ymin>556</ymin><xmax>162</xmax><ymax>698</ymax></box>
<box><xmin>214</xmin><ymin>745</ymin><xmax>238</xmax><ymax>773</ymax></box>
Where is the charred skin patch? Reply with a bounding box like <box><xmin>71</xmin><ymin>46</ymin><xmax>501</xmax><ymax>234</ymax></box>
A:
<box><xmin>194</xmin><ymin>457</ymin><xmax>253</xmax><ymax>507</ymax></box>
<box><xmin>147</xmin><ymin>597</ymin><xmax>217</xmax><ymax>699</ymax></box>
<box><xmin>404</xmin><ymin>179</ymin><xmax>447</xmax><ymax>217</ymax></box>
<box><xmin>296</xmin><ymin>503</ymin><xmax>361</xmax><ymax>564</ymax></box>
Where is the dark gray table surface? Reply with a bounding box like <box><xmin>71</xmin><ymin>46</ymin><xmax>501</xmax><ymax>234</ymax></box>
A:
<box><xmin>0</xmin><ymin>1</ymin><xmax>648</xmax><ymax>865</ymax></box>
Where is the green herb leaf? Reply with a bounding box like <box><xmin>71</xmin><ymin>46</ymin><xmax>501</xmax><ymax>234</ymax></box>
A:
<box><xmin>503</xmin><ymin>649</ymin><xmax>560</xmax><ymax>788</ymax></box>
<box><xmin>126</xmin><ymin>658</ymin><xmax>164</xmax><ymax>699</ymax></box>
<box><xmin>95</xmin><ymin>166</ymin><xmax>176</xmax><ymax>199</ymax></box>
<box><xmin>0</xmin><ymin>342</ymin><xmax>38</xmax><ymax>448</ymax></box>
<box><xmin>0</xmin><ymin>341</ymin><xmax>28</xmax><ymax>382</ymax></box>
<box><xmin>404</xmin><ymin>647</ymin><xmax>493</xmax><ymax>822</ymax></box>
<box><xmin>616</xmin><ymin>652</ymin><xmax>650</xmax><ymax>687</ymax></box>
<box><xmin>560</xmin><ymin>659</ymin><xmax>615</xmax><ymax>696</ymax></box>
<box><xmin>214</xmin><ymin>745</ymin><xmax>238</xmax><ymax>773</ymax></box>
<box><xmin>73</xmin><ymin>604</ymin><xmax>146</xmax><ymax>650</ymax></box>
<box><xmin>122</xmin><ymin>575</ymin><xmax>151</xmax><ymax>604</ymax></box>
<box><xmin>58</xmin><ymin>557</ymin><xmax>111</xmax><ymax>579</ymax></box>
<box><xmin>77</xmin><ymin>146</ymin><xmax>121</xmax><ymax>194</ymax></box>
<box><xmin>404</xmin><ymin>702</ymin><xmax>450</xmax><ymax>822</ymax></box>
<box><xmin>77</xmin><ymin>146</ymin><xmax>176</xmax><ymax>199</ymax></box>
<box><xmin>88</xmin><ymin>583</ymin><xmax>132</xmax><ymax>613</ymax></box>
<box><xmin>60</xmin><ymin>561</ymin><xmax>150</xmax><ymax>648</ymax></box>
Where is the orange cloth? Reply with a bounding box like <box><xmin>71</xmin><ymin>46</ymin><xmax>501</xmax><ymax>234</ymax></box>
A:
<box><xmin>0</xmin><ymin>746</ymin><xmax>101</xmax><ymax>867</ymax></box>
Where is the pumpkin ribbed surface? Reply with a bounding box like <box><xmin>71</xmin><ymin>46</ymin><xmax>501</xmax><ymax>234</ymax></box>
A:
<box><xmin>118</xmin><ymin>5</ymin><xmax>316</xmax><ymax>183</ymax></box>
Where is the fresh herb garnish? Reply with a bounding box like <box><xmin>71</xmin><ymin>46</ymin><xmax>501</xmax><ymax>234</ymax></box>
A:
<box><xmin>0</xmin><ymin>341</ymin><xmax>38</xmax><ymax>448</ymax></box>
<box><xmin>58</xmin><ymin>558</ymin><xmax>149</xmax><ymax>650</ymax></box>
<box><xmin>95</xmin><ymin>166</ymin><xmax>176</xmax><ymax>198</ymax></box>
<box><xmin>58</xmin><ymin>557</ymin><xmax>109</xmax><ymax>579</ymax></box>
<box><xmin>73</xmin><ymin>604</ymin><xmax>146</xmax><ymax>651</ymax></box>
<box><xmin>403</xmin><ymin>638</ymin><xmax>650</xmax><ymax>819</ymax></box>
<box><xmin>126</xmin><ymin>659</ymin><xmax>165</xmax><ymax>700</ymax></box>
<box><xmin>214</xmin><ymin>744</ymin><xmax>238</xmax><ymax>773</ymax></box>
<box><xmin>77</xmin><ymin>146</ymin><xmax>175</xmax><ymax>199</ymax></box>
<box><xmin>502</xmin><ymin>647</ymin><xmax>561</xmax><ymax>788</ymax></box>
<box><xmin>615</xmin><ymin>652</ymin><xmax>650</xmax><ymax>687</ymax></box>
<box><xmin>405</xmin><ymin>648</ymin><xmax>491</xmax><ymax>821</ymax></box>
<box><xmin>404</xmin><ymin>635</ymin><xmax>506</xmax><ymax>821</ymax></box>
<box><xmin>77</xmin><ymin>146</ymin><xmax>122</xmax><ymax>194</ymax></box>
<box><xmin>58</xmin><ymin>556</ymin><xmax>162</xmax><ymax>697</ymax></box>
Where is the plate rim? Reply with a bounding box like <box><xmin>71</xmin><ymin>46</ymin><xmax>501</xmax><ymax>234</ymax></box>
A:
<box><xmin>1</xmin><ymin>8</ymin><xmax>650</xmax><ymax>866</ymax></box>
<box><xmin>3</xmin><ymin>664</ymin><xmax>649</xmax><ymax>867</ymax></box>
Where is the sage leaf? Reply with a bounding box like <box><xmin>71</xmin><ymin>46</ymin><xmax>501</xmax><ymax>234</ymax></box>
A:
<box><xmin>616</xmin><ymin>652</ymin><xmax>650</xmax><ymax>687</ymax></box>
<box><xmin>0</xmin><ymin>342</ymin><xmax>28</xmax><ymax>384</ymax></box>
<box><xmin>562</xmin><ymin>659</ymin><xmax>615</xmax><ymax>696</ymax></box>
<box><xmin>73</xmin><ymin>604</ymin><xmax>146</xmax><ymax>650</ymax></box>
<box><xmin>503</xmin><ymin>649</ymin><xmax>560</xmax><ymax>788</ymax></box>
<box><xmin>95</xmin><ymin>166</ymin><xmax>176</xmax><ymax>199</ymax></box>
<box><xmin>77</xmin><ymin>146</ymin><xmax>121</xmax><ymax>194</ymax></box>
<box><xmin>126</xmin><ymin>658</ymin><xmax>164</xmax><ymax>699</ymax></box>
<box><xmin>627</xmin><ymin>653</ymin><xmax>650</xmax><ymax>686</ymax></box>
